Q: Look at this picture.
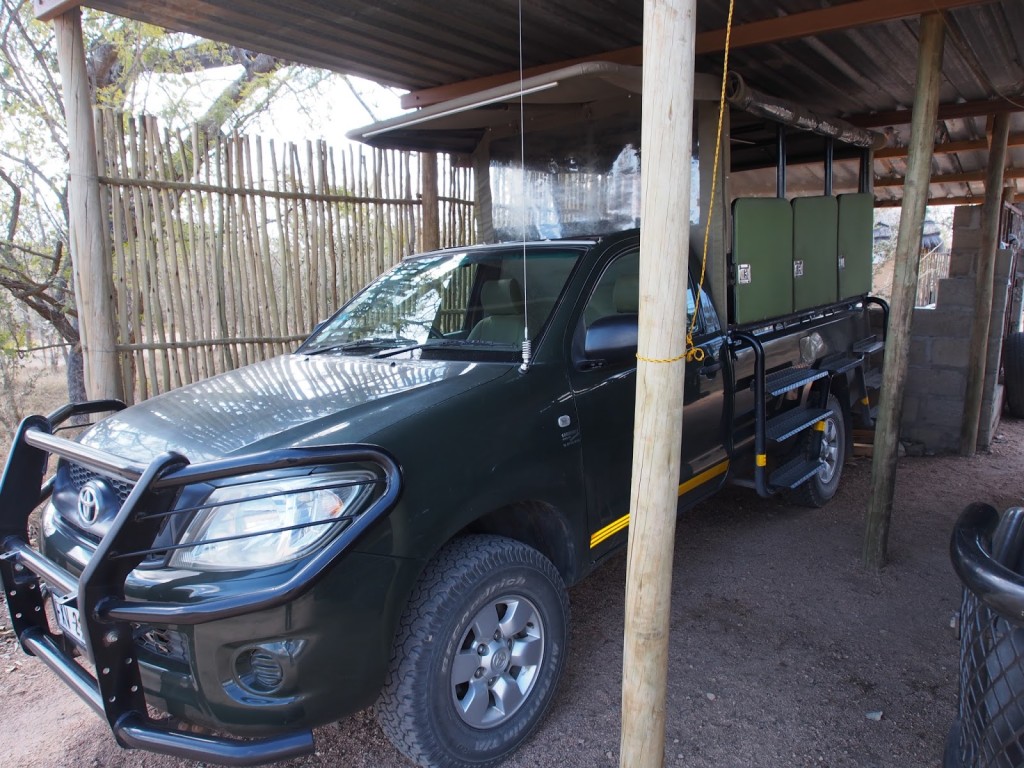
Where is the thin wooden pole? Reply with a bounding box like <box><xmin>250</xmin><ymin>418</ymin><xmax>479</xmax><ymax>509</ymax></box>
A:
<box><xmin>960</xmin><ymin>112</ymin><xmax>1011</xmax><ymax>456</ymax></box>
<box><xmin>620</xmin><ymin>1</ymin><xmax>697</xmax><ymax>766</ymax></box>
<box><xmin>421</xmin><ymin>151</ymin><xmax>440</xmax><ymax>251</ymax></box>
<box><xmin>471</xmin><ymin>137</ymin><xmax>495</xmax><ymax>243</ymax></box>
<box><xmin>863</xmin><ymin>13</ymin><xmax>945</xmax><ymax>569</ymax></box>
<box><xmin>53</xmin><ymin>9</ymin><xmax>123</xmax><ymax>401</ymax></box>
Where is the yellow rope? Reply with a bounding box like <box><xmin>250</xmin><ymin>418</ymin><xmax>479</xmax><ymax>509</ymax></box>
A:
<box><xmin>638</xmin><ymin>0</ymin><xmax>734</xmax><ymax>367</ymax></box>
<box><xmin>637</xmin><ymin>335</ymin><xmax>704</xmax><ymax>365</ymax></box>
<box><xmin>682</xmin><ymin>0</ymin><xmax>735</xmax><ymax>363</ymax></box>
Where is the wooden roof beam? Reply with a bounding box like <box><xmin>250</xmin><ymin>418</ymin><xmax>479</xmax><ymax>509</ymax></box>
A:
<box><xmin>874</xmin><ymin>133</ymin><xmax>1024</xmax><ymax>159</ymax></box>
<box><xmin>872</xmin><ymin>195</ymin><xmax>1024</xmax><ymax>210</ymax></box>
<box><xmin>874</xmin><ymin>195</ymin><xmax>981</xmax><ymax>207</ymax></box>
<box><xmin>875</xmin><ymin>167</ymin><xmax>1024</xmax><ymax>188</ymax></box>
<box><xmin>402</xmin><ymin>0</ymin><xmax>996</xmax><ymax>109</ymax></box>
<box><xmin>849</xmin><ymin>97</ymin><xmax>1024</xmax><ymax>128</ymax></box>
<box><xmin>32</xmin><ymin>1</ymin><xmax>81</xmax><ymax>21</ymax></box>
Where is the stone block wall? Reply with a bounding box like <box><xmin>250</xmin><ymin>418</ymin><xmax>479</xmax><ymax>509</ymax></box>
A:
<box><xmin>900</xmin><ymin>205</ymin><xmax>1012</xmax><ymax>453</ymax></box>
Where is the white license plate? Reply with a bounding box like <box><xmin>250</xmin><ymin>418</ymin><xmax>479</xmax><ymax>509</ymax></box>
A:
<box><xmin>52</xmin><ymin>595</ymin><xmax>87</xmax><ymax>647</ymax></box>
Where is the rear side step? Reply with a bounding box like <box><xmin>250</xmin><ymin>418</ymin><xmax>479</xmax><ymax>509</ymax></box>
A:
<box><xmin>853</xmin><ymin>336</ymin><xmax>884</xmax><ymax>356</ymax></box>
<box><xmin>732</xmin><ymin>333</ymin><xmax>831</xmax><ymax>498</ymax></box>
<box><xmin>765</xmin><ymin>367</ymin><xmax>826</xmax><ymax>397</ymax></box>
<box><xmin>766</xmin><ymin>407</ymin><xmax>832</xmax><ymax>442</ymax></box>
<box><xmin>771</xmin><ymin>456</ymin><xmax>826</xmax><ymax>490</ymax></box>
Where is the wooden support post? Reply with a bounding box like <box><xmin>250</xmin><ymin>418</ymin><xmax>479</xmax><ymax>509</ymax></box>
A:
<box><xmin>421</xmin><ymin>151</ymin><xmax>440</xmax><ymax>251</ymax></box>
<box><xmin>960</xmin><ymin>113</ymin><xmax>1011</xmax><ymax>456</ymax></box>
<box><xmin>54</xmin><ymin>8</ymin><xmax>123</xmax><ymax>401</ymax></box>
<box><xmin>863</xmin><ymin>13</ymin><xmax>944</xmax><ymax>569</ymax></box>
<box><xmin>471</xmin><ymin>136</ymin><xmax>495</xmax><ymax>243</ymax></box>
<box><xmin>620</xmin><ymin>1</ymin><xmax>696</xmax><ymax>766</ymax></box>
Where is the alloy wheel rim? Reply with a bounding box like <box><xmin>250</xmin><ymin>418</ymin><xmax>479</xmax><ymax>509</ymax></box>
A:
<box><xmin>817</xmin><ymin>417</ymin><xmax>840</xmax><ymax>483</ymax></box>
<box><xmin>449</xmin><ymin>595</ymin><xmax>544</xmax><ymax>728</ymax></box>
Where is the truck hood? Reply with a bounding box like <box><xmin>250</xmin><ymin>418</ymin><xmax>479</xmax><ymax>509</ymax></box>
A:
<box><xmin>79</xmin><ymin>354</ymin><xmax>508</xmax><ymax>463</ymax></box>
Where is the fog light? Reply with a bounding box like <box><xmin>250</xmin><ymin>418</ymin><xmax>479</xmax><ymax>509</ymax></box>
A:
<box><xmin>233</xmin><ymin>640</ymin><xmax>304</xmax><ymax>695</ymax></box>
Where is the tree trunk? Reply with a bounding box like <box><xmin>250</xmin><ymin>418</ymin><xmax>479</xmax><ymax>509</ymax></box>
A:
<box><xmin>54</xmin><ymin>8</ymin><xmax>123</xmax><ymax>402</ymax></box>
<box><xmin>863</xmin><ymin>13</ymin><xmax>945</xmax><ymax>569</ymax></box>
<box><xmin>959</xmin><ymin>112</ymin><xmax>1011</xmax><ymax>456</ymax></box>
<box><xmin>65</xmin><ymin>343</ymin><xmax>86</xmax><ymax>403</ymax></box>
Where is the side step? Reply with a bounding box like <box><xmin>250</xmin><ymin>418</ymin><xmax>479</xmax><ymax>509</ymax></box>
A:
<box><xmin>771</xmin><ymin>456</ymin><xmax>826</xmax><ymax>490</ymax></box>
<box><xmin>765</xmin><ymin>367</ymin><xmax>827</xmax><ymax>397</ymax></box>
<box><xmin>853</xmin><ymin>336</ymin><xmax>884</xmax><ymax>356</ymax></box>
<box><xmin>766</xmin><ymin>407</ymin><xmax>833</xmax><ymax>442</ymax></box>
<box><xmin>824</xmin><ymin>354</ymin><xmax>862</xmax><ymax>375</ymax></box>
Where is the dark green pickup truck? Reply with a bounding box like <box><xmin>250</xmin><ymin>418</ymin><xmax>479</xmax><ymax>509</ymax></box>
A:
<box><xmin>0</xmin><ymin>225</ymin><xmax>886</xmax><ymax>767</ymax></box>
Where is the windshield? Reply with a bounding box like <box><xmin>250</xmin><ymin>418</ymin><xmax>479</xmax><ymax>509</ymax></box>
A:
<box><xmin>299</xmin><ymin>245</ymin><xmax>584</xmax><ymax>356</ymax></box>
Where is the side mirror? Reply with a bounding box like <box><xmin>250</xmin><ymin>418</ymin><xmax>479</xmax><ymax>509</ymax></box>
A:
<box><xmin>584</xmin><ymin>314</ymin><xmax>639</xmax><ymax>365</ymax></box>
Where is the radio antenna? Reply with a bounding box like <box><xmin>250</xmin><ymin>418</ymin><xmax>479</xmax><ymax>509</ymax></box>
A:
<box><xmin>518</xmin><ymin>0</ymin><xmax>532</xmax><ymax>373</ymax></box>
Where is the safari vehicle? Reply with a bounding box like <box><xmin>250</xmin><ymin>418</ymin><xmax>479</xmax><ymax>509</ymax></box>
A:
<box><xmin>1</xmin><ymin>67</ymin><xmax>887</xmax><ymax>768</ymax></box>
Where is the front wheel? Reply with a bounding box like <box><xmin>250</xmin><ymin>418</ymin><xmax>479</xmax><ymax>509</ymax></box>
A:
<box><xmin>377</xmin><ymin>535</ymin><xmax>569</xmax><ymax>768</ymax></box>
<box><xmin>789</xmin><ymin>393</ymin><xmax>847</xmax><ymax>508</ymax></box>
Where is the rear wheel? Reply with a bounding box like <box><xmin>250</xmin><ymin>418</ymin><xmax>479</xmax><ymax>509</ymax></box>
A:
<box><xmin>377</xmin><ymin>535</ymin><xmax>569</xmax><ymax>768</ymax></box>
<box><xmin>789</xmin><ymin>393</ymin><xmax>846</xmax><ymax>508</ymax></box>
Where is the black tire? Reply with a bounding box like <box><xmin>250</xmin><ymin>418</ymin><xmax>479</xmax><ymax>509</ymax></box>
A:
<box><xmin>789</xmin><ymin>393</ymin><xmax>847</xmax><ymax>508</ymax></box>
<box><xmin>1005</xmin><ymin>331</ymin><xmax>1024</xmax><ymax>418</ymax></box>
<box><xmin>377</xmin><ymin>535</ymin><xmax>569</xmax><ymax>768</ymax></box>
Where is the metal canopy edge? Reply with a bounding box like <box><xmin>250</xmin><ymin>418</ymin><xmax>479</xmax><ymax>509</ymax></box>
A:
<box><xmin>348</xmin><ymin>63</ymin><xmax>717</xmax><ymax>152</ymax></box>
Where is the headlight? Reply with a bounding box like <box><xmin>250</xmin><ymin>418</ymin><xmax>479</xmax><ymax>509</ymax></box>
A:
<box><xmin>168</xmin><ymin>471</ymin><xmax>376</xmax><ymax>571</ymax></box>
<box><xmin>41</xmin><ymin>503</ymin><xmax>58</xmax><ymax>538</ymax></box>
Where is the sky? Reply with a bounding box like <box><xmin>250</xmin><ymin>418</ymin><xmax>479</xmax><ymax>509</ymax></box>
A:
<box><xmin>129</xmin><ymin>65</ymin><xmax>408</xmax><ymax>148</ymax></box>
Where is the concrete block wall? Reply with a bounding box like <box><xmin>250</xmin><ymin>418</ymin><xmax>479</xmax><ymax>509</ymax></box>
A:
<box><xmin>900</xmin><ymin>205</ymin><xmax>1012</xmax><ymax>453</ymax></box>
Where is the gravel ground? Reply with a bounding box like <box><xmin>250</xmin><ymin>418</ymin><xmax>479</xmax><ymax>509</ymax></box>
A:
<box><xmin>1</xmin><ymin>414</ymin><xmax>1022</xmax><ymax>768</ymax></box>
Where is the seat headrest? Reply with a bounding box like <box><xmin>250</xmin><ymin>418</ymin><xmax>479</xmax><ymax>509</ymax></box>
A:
<box><xmin>613</xmin><ymin>276</ymin><xmax>639</xmax><ymax>313</ymax></box>
<box><xmin>480</xmin><ymin>278</ymin><xmax>523</xmax><ymax>315</ymax></box>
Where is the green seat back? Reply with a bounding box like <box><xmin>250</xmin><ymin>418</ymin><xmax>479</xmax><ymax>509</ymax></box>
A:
<box><xmin>732</xmin><ymin>198</ymin><xmax>793</xmax><ymax>324</ymax></box>
<box><xmin>838</xmin><ymin>193</ymin><xmax>874</xmax><ymax>299</ymax></box>
<box><xmin>793</xmin><ymin>196</ymin><xmax>839</xmax><ymax>311</ymax></box>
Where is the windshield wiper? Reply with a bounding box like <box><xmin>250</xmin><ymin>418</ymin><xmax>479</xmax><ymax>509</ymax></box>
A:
<box><xmin>303</xmin><ymin>337</ymin><xmax>413</xmax><ymax>356</ymax></box>
<box><xmin>371</xmin><ymin>339</ymin><xmax>513</xmax><ymax>359</ymax></box>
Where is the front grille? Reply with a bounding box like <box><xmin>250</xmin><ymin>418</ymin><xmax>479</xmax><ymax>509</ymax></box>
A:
<box><xmin>68</xmin><ymin>463</ymin><xmax>134</xmax><ymax>505</ymax></box>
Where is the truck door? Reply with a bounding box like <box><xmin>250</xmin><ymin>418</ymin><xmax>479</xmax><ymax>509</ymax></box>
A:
<box><xmin>568</xmin><ymin>247</ymin><xmax>728</xmax><ymax>559</ymax></box>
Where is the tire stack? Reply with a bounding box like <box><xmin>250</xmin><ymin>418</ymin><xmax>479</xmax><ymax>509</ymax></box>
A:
<box><xmin>948</xmin><ymin>504</ymin><xmax>1024</xmax><ymax>768</ymax></box>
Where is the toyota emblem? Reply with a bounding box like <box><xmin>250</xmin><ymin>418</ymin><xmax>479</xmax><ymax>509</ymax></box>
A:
<box><xmin>77</xmin><ymin>482</ymin><xmax>102</xmax><ymax>525</ymax></box>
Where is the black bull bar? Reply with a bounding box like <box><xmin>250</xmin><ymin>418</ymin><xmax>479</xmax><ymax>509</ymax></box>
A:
<box><xmin>0</xmin><ymin>401</ymin><xmax>401</xmax><ymax>766</ymax></box>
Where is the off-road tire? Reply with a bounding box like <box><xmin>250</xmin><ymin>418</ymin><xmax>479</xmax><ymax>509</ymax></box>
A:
<box><xmin>376</xmin><ymin>535</ymin><xmax>569</xmax><ymax>768</ymax></box>
<box><xmin>1005</xmin><ymin>331</ymin><xmax>1024</xmax><ymax>418</ymax></box>
<box><xmin>789</xmin><ymin>393</ymin><xmax>847</xmax><ymax>508</ymax></box>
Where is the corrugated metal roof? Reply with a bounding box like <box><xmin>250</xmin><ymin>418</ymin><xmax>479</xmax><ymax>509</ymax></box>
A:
<box><xmin>46</xmin><ymin>0</ymin><xmax>1024</xmax><ymax>205</ymax></box>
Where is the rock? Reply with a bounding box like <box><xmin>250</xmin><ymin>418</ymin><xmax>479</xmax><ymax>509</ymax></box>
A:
<box><xmin>866</xmin><ymin>711</ymin><xmax>883</xmax><ymax>721</ymax></box>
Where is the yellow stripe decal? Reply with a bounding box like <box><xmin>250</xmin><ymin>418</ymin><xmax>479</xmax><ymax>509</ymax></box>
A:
<box><xmin>756</xmin><ymin>453</ymin><xmax>767</xmax><ymax>467</ymax></box>
<box><xmin>589</xmin><ymin>515</ymin><xmax>630</xmax><ymax>549</ymax></box>
<box><xmin>814</xmin><ymin>420</ymin><xmax>826</xmax><ymax>431</ymax></box>
<box><xmin>588</xmin><ymin>460</ymin><xmax>731</xmax><ymax>549</ymax></box>
<box><xmin>861</xmin><ymin>396</ymin><xmax>871</xmax><ymax>405</ymax></box>
<box><xmin>678</xmin><ymin>459</ymin><xmax>730</xmax><ymax>495</ymax></box>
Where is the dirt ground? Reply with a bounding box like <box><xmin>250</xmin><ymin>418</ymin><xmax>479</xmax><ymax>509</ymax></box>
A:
<box><xmin>1</xmin><ymin>392</ymin><xmax>1022</xmax><ymax>767</ymax></box>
